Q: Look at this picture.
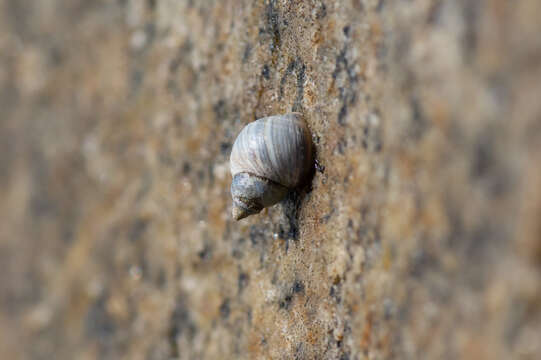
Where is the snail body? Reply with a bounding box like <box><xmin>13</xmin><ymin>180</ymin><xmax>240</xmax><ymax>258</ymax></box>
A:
<box><xmin>230</xmin><ymin>112</ymin><xmax>314</xmax><ymax>220</ymax></box>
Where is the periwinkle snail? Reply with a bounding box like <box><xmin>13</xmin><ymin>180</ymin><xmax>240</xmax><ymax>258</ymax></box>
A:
<box><xmin>230</xmin><ymin>112</ymin><xmax>314</xmax><ymax>220</ymax></box>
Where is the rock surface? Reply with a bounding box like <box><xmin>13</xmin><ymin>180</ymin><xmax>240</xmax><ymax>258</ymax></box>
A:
<box><xmin>1</xmin><ymin>0</ymin><xmax>541</xmax><ymax>359</ymax></box>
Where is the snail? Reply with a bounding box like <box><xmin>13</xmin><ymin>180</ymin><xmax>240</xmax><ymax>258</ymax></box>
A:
<box><xmin>230</xmin><ymin>112</ymin><xmax>314</xmax><ymax>220</ymax></box>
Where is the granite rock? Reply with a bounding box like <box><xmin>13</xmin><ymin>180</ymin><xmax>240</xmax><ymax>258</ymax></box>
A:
<box><xmin>1</xmin><ymin>0</ymin><xmax>541</xmax><ymax>359</ymax></box>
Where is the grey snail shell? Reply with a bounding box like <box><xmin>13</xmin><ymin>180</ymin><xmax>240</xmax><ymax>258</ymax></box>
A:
<box><xmin>230</xmin><ymin>112</ymin><xmax>314</xmax><ymax>220</ymax></box>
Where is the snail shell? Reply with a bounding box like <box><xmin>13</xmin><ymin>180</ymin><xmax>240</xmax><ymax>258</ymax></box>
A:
<box><xmin>230</xmin><ymin>112</ymin><xmax>314</xmax><ymax>220</ymax></box>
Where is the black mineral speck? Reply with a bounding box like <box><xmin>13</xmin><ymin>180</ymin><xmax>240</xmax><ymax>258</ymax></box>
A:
<box><xmin>338</xmin><ymin>104</ymin><xmax>348</xmax><ymax>125</ymax></box>
<box><xmin>262</xmin><ymin>64</ymin><xmax>270</xmax><ymax>79</ymax></box>
<box><xmin>242</xmin><ymin>43</ymin><xmax>251</xmax><ymax>63</ymax></box>
<box><xmin>220</xmin><ymin>142</ymin><xmax>231</xmax><ymax>155</ymax></box>
<box><xmin>293</xmin><ymin>280</ymin><xmax>304</xmax><ymax>293</ymax></box>
<box><xmin>293</xmin><ymin>60</ymin><xmax>306</xmax><ymax>112</ymax></box>
<box><xmin>316</xmin><ymin>3</ymin><xmax>327</xmax><ymax>19</ymax></box>
<box><xmin>219</xmin><ymin>299</ymin><xmax>231</xmax><ymax>319</ymax></box>
<box><xmin>279</xmin><ymin>58</ymin><xmax>298</xmax><ymax>99</ymax></box>
<box><xmin>279</xmin><ymin>294</ymin><xmax>293</xmax><ymax>309</ymax></box>
<box><xmin>213</xmin><ymin>99</ymin><xmax>227</xmax><ymax>121</ymax></box>
<box><xmin>168</xmin><ymin>298</ymin><xmax>196</xmax><ymax>357</ymax></box>
<box><xmin>238</xmin><ymin>272</ymin><xmax>249</xmax><ymax>294</ymax></box>
<box><xmin>197</xmin><ymin>244</ymin><xmax>212</xmax><ymax>261</ymax></box>
<box><xmin>182</xmin><ymin>162</ymin><xmax>191</xmax><ymax>174</ymax></box>
<box><xmin>249</xmin><ymin>226</ymin><xmax>266</xmax><ymax>246</ymax></box>
<box><xmin>409</xmin><ymin>97</ymin><xmax>427</xmax><ymax>140</ymax></box>
<box><xmin>471</xmin><ymin>134</ymin><xmax>494</xmax><ymax>179</ymax></box>
<box><xmin>264</xmin><ymin>0</ymin><xmax>281</xmax><ymax>52</ymax></box>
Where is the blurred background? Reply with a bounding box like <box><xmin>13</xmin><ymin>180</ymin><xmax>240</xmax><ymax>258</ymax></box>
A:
<box><xmin>1</xmin><ymin>0</ymin><xmax>540</xmax><ymax>359</ymax></box>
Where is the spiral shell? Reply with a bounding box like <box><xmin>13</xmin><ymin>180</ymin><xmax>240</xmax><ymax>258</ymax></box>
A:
<box><xmin>229</xmin><ymin>112</ymin><xmax>313</xmax><ymax>220</ymax></box>
<box><xmin>230</xmin><ymin>112</ymin><xmax>313</xmax><ymax>187</ymax></box>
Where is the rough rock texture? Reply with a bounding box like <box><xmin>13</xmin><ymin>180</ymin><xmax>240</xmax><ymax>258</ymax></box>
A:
<box><xmin>1</xmin><ymin>0</ymin><xmax>541</xmax><ymax>359</ymax></box>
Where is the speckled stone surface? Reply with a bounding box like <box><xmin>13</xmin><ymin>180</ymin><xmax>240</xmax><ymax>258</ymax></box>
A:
<box><xmin>1</xmin><ymin>0</ymin><xmax>541</xmax><ymax>359</ymax></box>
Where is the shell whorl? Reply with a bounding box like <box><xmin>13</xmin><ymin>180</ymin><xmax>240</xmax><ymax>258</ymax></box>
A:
<box><xmin>230</xmin><ymin>113</ymin><xmax>313</xmax><ymax>188</ymax></box>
